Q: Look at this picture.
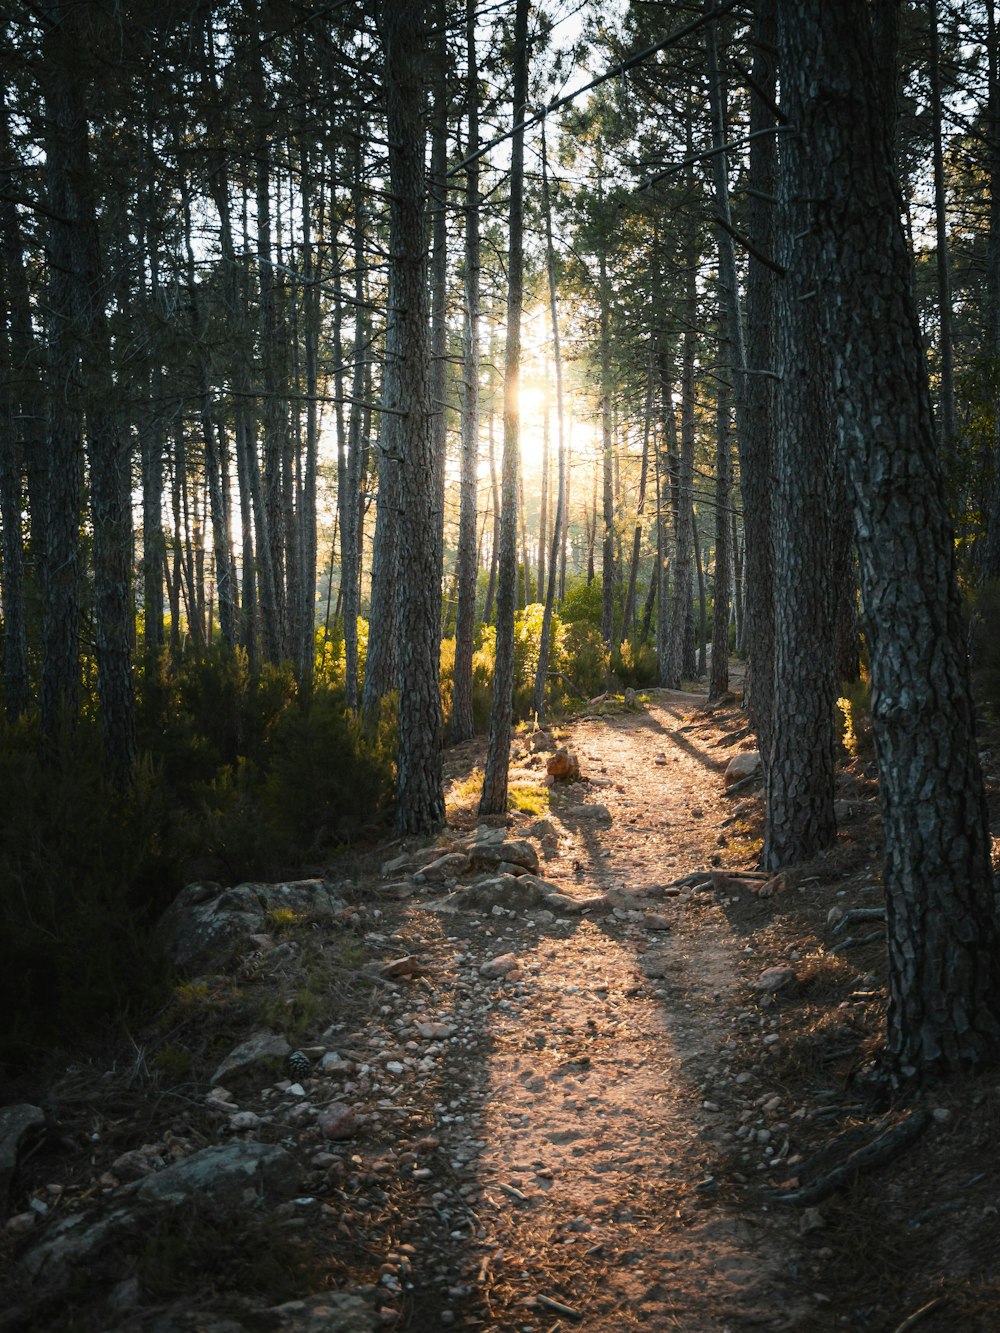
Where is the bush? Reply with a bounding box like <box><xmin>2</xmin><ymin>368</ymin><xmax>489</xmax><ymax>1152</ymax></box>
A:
<box><xmin>560</xmin><ymin>622</ymin><xmax>609</xmax><ymax>699</ymax></box>
<box><xmin>1</xmin><ymin>652</ymin><xmax>396</xmax><ymax>1074</ymax></box>
<box><xmin>0</xmin><ymin>723</ymin><xmax>176</xmax><ymax>1069</ymax></box>
<box><xmin>614</xmin><ymin>638</ymin><xmax>658</xmax><ymax>689</ymax></box>
<box><xmin>261</xmin><ymin>690</ymin><xmax>394</xmax><ymax>855</ymax></box>
<box><xmin>559</xmin><ymin>573</ymin><xmax>603</xmax><ymax>628</ymax></box>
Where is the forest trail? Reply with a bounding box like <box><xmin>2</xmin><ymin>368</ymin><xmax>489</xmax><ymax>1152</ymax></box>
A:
<box><xmin>419</xmin><ymin>690</ymin><xmax>811</xmax><ymax>1330</ymax></box>
<box><xmin>12</xmin><ymin>688</ymin><xmax>1000</xmax><ymax>1333</ymax></box>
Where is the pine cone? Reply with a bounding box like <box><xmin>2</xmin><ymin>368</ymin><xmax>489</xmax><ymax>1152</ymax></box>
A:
<box><xmin>288</xmin><ymin>1050</ymin><xmax>311</xmax><ymax>1079</ymax></box>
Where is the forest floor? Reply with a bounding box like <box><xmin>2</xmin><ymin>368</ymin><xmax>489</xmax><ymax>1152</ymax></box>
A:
<box><xmin>4</xmin><ymin>679</ymin><xmax>1000</xmax><ymax>1331</ymax></box>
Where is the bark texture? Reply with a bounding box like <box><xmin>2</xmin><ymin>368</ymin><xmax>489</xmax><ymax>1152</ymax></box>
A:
<box><xmin>379</xmin><ymin>0</ymin><xmax>444</xmax><ymax>833</ymax></box>
<box><xmin>780</xmin><ymin>0</ymin><xmax>1000</xmax><ymax>1078</ymax></box>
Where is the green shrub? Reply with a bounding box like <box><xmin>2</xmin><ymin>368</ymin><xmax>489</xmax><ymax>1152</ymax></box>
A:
<box><xmin>560</xmin><ymin>621</ymin><xmax>609</xmax><ymax>699</ymax></box>
<box><xmin>0</xmin><ymin>723</ymin><xmax>176</xmax><ymax>1069</ymax></box>
<box><xmin>559</xmin><ymin>573</ymin><xmax>603</xmax><ymax>628</ymax></box>
<box><xmin>260</xmin><ymin>689</ymin><xmax>394</xmax><ymax>854</ymax></box>
<box><xmin>614</xmin><ymin>637</ymin><xmax>658</xmax><ymax>688</ymax></box>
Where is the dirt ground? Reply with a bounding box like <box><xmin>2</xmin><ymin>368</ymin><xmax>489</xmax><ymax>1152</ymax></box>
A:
<box><xmin>4</xmin><ymin>682</ymin><xmax>1000</xmax><ymax>1332</ymax></box>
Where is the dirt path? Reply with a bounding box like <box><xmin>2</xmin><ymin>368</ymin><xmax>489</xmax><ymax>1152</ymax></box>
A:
<box><xmin>392</xmin><ymin>691</ymin><xmax>810</xmax><ymax>1330</ymax></box>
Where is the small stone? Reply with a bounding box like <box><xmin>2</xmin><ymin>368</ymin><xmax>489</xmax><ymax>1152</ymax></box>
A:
<box><xmin>229</xmin><ymin>1111</ymin><xmax>262</xmax><ymax>1131</ymax></box>
<box><xmin>800</xmin><ymin>1207</ymin><xmax>825</xmax><ymax>1234</ymax></box>
<box><xmin>417</xmin><ymin>1022</ymin><xmax>455</xmax><ymax>1040</ymax></box>
<box><xmin>932</xmin><ymin>1107</ymin><xmax>951</xmax><ymax>1124</ymax></box>
<box><xmin>643</xmin><ymin>912</ymin><xmax>672</xmax><ymax>931</ymax></box>
<box><xmin>479</xmin><ymin>953</ymin><xmax>520</xmax><ymax>979</ymax></box>
<box><xmin>753</xmin><ymin>966</ymin><xmax>796</xmax><ymax>993</ymax></box>
<box><xmin>318</xmin><ymin>1104</ymin><xmax>359</xmax><ymax>1141</ymax></box>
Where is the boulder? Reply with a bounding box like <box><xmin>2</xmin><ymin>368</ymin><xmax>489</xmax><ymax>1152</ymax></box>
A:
<box><xmin>159</xmin><ymin>879</ymin><xmax>347</xmax><ymax>974</ymax></box>
<box><xmin>0</xmin><ymin>1104</ymin><xmax>44</xmax><ymax>1203</ymax></box>
<box><xmin>723</xmin><ymin>751</ymin><xmax>761</xmax><ymax>787</ymax></box>
<box><xmin>469</xmin><ymin>838</ymin><xmax>539</xmax><ymax>874</ymax></box>
<box><xmin>268</xmin><ymin>1290</ymin><xmax>379</xmax><ymax>1332</ymax></box>
<box><xmin>136</xmin><ymin>1141</ymin><xmax>295</xmax><ymax>1206</ymax></box>
<box><xmin>546</xmin><ymin>748</ymin><xmax>581</xmax><ymax>781</ymax></box>
<box><xmin>413</xmin><ymin>852</ymin><xmax>471</xmax><ymax>883</ymax></box>
<box><xmin>211</xmin><ymin>1032</ymin><xmax>292</xmax><ymax>1085</ymax></box>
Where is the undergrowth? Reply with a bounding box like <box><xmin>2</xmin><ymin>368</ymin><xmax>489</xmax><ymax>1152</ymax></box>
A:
<box><xmin>0</xmin><ymin>651</ymin><xmax>394</xmax><ymax>1076</ymax></box>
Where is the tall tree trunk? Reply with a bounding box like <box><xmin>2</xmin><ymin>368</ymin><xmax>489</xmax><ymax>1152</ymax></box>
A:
<box><xmin>343</xmin><ymin>166</ymin><xmax>368</xmax><ymax>710</ymax></box>
<box><xmin>709</xmin><ymin>352</ymin><xmax>732</xmax><ymax>701</ymax></box>
<box><xmin>739</xmin><ymin>0</ymin><xmax>779</xmax><ymax>766</ymax></box>
<box><xmin>480</xmin><ymin>0</ymin><xmax>529</xmax><ymax>816</ymax></box>
<box><xmin>484</xmin><ymin>403</ymin><xmax>500</xmax><ymax>623</ymax></box>
<box><xmin>780</xmin><ymin>0</ymin><xmax>1000</xmax><ymax>1080</ymax></box>
<box><xmin>620</xmin><ymin>349</ymin><xmax>653</xmax><ymax>649</ymax></box>
<box><xmin>929</xmin><ymin>0</ymin><xmax>956</xmax><ymax>448</ymax></box>
<box><xmin>533</xmin><ymin>121</ymin><xmax>568</xmax><ymax>718</ymax></box>
<box><xmin>0</xmin><ymin>95</ymin><xmax>32</xmax><ymax>719</ymax></box>
<box><xmin>380</xmin><ymin>0</ymin><xmax>444</xmax><ymax>833</ymax></box>
<box><xmin>450</xmin><ymin>0</ymin><xmax>482</xmax><ymax>743</ymax></box>
<box><xmin>39</xmin><ymin>5</ymin><xmax>85</xmax><ymax>746</ymax></box>
<box><xmin>664</xmin><ymin>263</ymin><xmax>696</xmax><ymax>689</ymax></box>
<box><xmin>764</xmin><ymin>15</ymin><xmax>839</xmax><ymax>868</ymax></box>
<box><xmin>599</xmin><ymin>231</ymin><xmax>615</xmax><ymax>648</ymax></box>
<box><xmin>297</xmin><ymin>143</ymin><xmax>321</xmax><ymax>684</ymax></box>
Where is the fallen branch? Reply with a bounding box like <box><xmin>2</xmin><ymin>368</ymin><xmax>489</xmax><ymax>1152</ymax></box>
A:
<box><xmin>536</xmin><ymin>1293</ymin><xmax>583</xmax><ymax>1321</ymax></box>
<box><xmin>832</xmin><ymin>907</ymin><xmax>886</xmax><ymax>935</ymax></box>
<box><xmin>829</xmin><ymin>929</ymin><xmax>886</xmax><ymax>955</ymax></box>
<box><xmin>546</xmin><ymin>670</ymin><xmax>587</xmax><ymax>700</ymax></box>
<box><xmin>723</xmin><ymin>771</ymin><xmax>761</xmax><ymax>797</ymax></box>
<box><xmin>892</xmin><ymin>1296</ymin><xmax>943</xmax><ymax>1333</ymax></box>
<box><xmin>772</xmin><ymin>1109</ymin><xmax>929</xmax><ymax>1207</ymax></box>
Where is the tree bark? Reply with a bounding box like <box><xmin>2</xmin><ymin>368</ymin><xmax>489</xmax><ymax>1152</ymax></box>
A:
<box><xmin>481</xmin><ymin>0</ymin><xmax>529</xmax><ymax>816</ymax></box>
<box><xmin>379</xmin><ymin>0</ymin><xmax>444</xmax><ymax>833</ymax></box>
<box><xmin>739</xmin><ymin>0</ymin><xmax>778</xmax><ymax>766</ymax></box>
<box><xmin>450</xmin><ymin>0</ymin><xmax>482</xmax><ymax>743</ymax></box>
<box><xmin>780</xmin><ymin>0</ymin><xmax>1000</xmax><ymax>1079</ymax></box>
<box><xmin>533</xmin><ymin>121</ymin><xmax>568</xmax><ymax>719</ymax></box>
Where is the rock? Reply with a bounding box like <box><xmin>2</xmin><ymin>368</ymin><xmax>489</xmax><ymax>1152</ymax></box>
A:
<box><xmin>724</xmin><ymin>751</ymin><xmax>761</xmax><ymax>787</ymax></box>
<box><xmin>413</xmin><ymin>853</ymin><xmax>471</xmax><ymax>884</ymax></box>
<box><xmin>381</xmin><ymin>955</ymin><xmax>421</xmax><ymax>979</ymax></box>
<box><xmin>754</xmin><ymin>873</ymin><xmax>788</xmax><ymax>898</ymax></box>
<box><xmin>159</xmin><ymin>879</ymin><xmax>347</xmax><ymax>974</ymax></box>
<box><xmin>211</xmin><ymin>1032</ymin><xmax>292</xmax><ymax>1085</ymax></box>
<box><xmin>800</xmin><ymin>1207</ymin><xmax>825</xmax><ymax>1234</ymax></box>
<box><xmin>529</xmin><ymin>730</ymin><xmax>557</xmax><ymax>753</ymax></box>
<box><xmin>318</xmin><ymin>1104</ymin><xmax>359</xmax><ymax>1140</ymax></box>
<box><xmin>136</xmin><ymin>1141</ymin><xmax>296</xmax><ymax>1205</ymax></box>
<box><xmin>643</xmin><ymin>912</ymin><xmax>673</xmax><ymax>931</ymax></box>
<box><xmin>546</xmin><ymin>748</ymin><xmax>581</xmax><ymax>781</ymax></box>
<box><xmin>0</xmin><ymin>1104</ymin><xmax>44</xmax><ymax>1203</ymax></box>
<box><xmin>22</xmin><ymin>1206</ymin><xmax>134</xmax><ymax>1284</ymax></box>
<box><xmin>229</xmin><ymin>1111</ymin><xmax>263</xmax><ymax>1132</ymax></box>
<box><xmin>479</xmin><ymin>953</ymin><xmax>520</xmax><ymax>979</ymax></box>
<box><xmin>111</xmin><ymin>1145</ymin><xmax>166</xmax><ymax>1182</ymax></box>
<box><xmin>446</xmin><ymin>875</ymin><xmax>545</xmax><ymax>913</ymax></box>
<box><xmin>469</xmin><ymin>839</ymin><xmax>540</xmax><ymax>874</ymax></box>
<box><xmin>268</xmin><ymin>1290</ymin><xmax>380</xmax><ymax>1332</ymax></box>
<box><xmin>753</xmin><ymin>966</ymin><xmax>797</xmax><ymax>993</ymax></box>
<box><xmin>417</xmin><ymin>1022</ymin><xmax>455</xmax><ymax>1040</ymax></box>
<box><xmin>573</xmin><ymin>803</ymin><xmax>612</xmax><ymax>825</ymax></box>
